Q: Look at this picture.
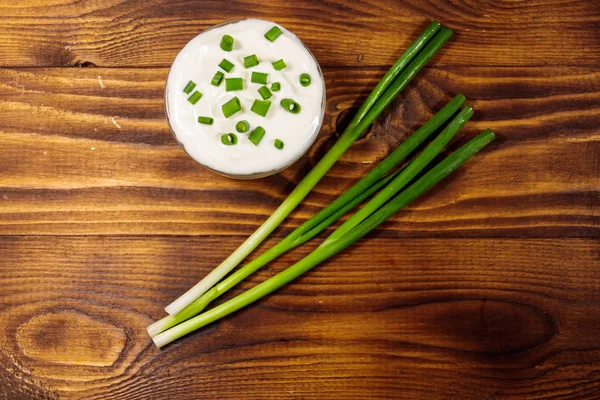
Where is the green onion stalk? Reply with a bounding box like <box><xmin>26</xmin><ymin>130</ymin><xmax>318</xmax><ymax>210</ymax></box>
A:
<box><xmin>152</xmin><ymin>129</ymin><xmax>496</xmax><ymax>348</ymax></box>
<box><xmin>164</xmin><ymin>22</ymin><xmax>450</xmax><ymax>316</ymax></box>
<box><xmin>147</xmin><ymin>94</ymin><xmax>466</xmax><ymax>337</ymax></box>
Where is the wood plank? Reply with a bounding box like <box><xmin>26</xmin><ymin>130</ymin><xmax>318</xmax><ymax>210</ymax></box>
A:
<box><xmin>0</xmin><ymin>0</ymin><xmax>598</xmax><ymax>67</ymax></box>
<box><xmin>0</xmin><ymin>66</ymin><xmax>597</xmax><ymax>237</ymax></box>
<box><xmin>0</xmin><ymin>236</ymin><xmax>598</xmax><ymax>399</ymax></box>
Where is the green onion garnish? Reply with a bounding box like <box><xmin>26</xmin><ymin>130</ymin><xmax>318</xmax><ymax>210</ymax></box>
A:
<box><xmin>264</xmin><ymin>26</ymin><xmax>283</xmax><ymax>42</ymax></box>
<box><xmin>183</xmin><ymin>80</ymin><xmax>196</xmax><ymax>94</ymax></box>
<box><xmin>299</xmin><ymin>73</ymin><xmax>311</xmax><ymax>87</ymax></box>
<box><xmin>258</xmin><ymin>86</ymin><xmax>272</xmax><ymax>100</ymax></box>
<box><xmin>251</xmin><ymin>72</ymin><xmax>268</xmax><ymax>84</ymax></box>
<box><xmin>225</xmin><ymin>77</ymin><xmax>243</xmax><ymax>91</ymax></box>
<box><xmin>251</xmin><ymin>99</ymin><xmax>271</xmax><ymax>117</ymax></box>
<box><xmin>211</xmin><ymin>71</ymin><xmax>224</xmax><ymax>86</ymax></box>
<box><xmin>244</xmin><ymin>54</ymin><xmax>259</xmax><ymax>68</ymax></box>
<box><xmin>219</xmin><ymin>59</ymin><xmax>234</xmax><ymax>73</ymax></box>
<box><xmin>220</xmin><ymin>35</ymin><xmax>234</xmax><ymax>52</ymax></box>
<box><xmin>235</xmin><ymin>120</ymin><xmax>249</xmax><ymax>133</ymax></box>
<box><xmin>272</xmin><ymin>59</ymin><xmax>286</xmax><ymax>70</ymax></box>
<box><xmin>248</xmin><ymin>126</ymin><xmax>266</xmax><ymax>146</ymax></box>
<box><xmin>187</xmin><ymin>90</ymin><xmax>203</xmax><ymax>105</ymax></box>
<box><xmin>280</xmin><ymin>98</ymin><xmax>301</xmax><ymax>114</ymax></box>
<box><xmin>271</xmin><ymin>82</ymin><xmax>281</xmax><ymax>92</ymax></box>
<box><xmin>274</xmin><ymin>139</ymin><xmax>284</xmax><ymax>149</ymax></box>
<box><xmin>221</xmin><ymin>133</ymin><xmax>238</xmax><ymax>145</ymax></box>
<box><xmin>221</xmin><ymin>96</ymin><xmax>241</xmax><ymax>118</ymax></box>
<box><xmin>197</xmin><ymin>116</ymin><xmax>214</xmax><ymax>125</ymax></box>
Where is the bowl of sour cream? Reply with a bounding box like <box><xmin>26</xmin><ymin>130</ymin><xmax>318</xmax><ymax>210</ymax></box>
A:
<box><xmin>165</xmin><ymin>18</ymin><xmax>326</xmax><ymax>179</ymax></box>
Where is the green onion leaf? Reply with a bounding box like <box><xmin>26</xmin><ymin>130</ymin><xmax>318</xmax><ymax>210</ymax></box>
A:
<box><xmin>197</xmin><ymin>116</ymin><xmax>214</xmax><ymax>125</ymax></box>
<box><xmin>183</xmin><ymin>80</ymin><xmax>196</xmax><ymax>94</ymax></box>
<box><xmin>299</xmin><ymin>73</ymin><xmax>311</xmax><ymax>87</ymax></box>
<box><xmin>274</xmin><ymin>139</ymin><xmax>284</xmax><ymax>149</ymax></box>
<box><xmin>219</xmin><ymin>59</ymin><xmax>234</xmax><ymax>73</ymax></box>
<box><xmin>272</xmin><ymin>59</ymin><xmax>286</xmax><ymax>70</ymax></box>
<box><xmin>251</xmin><ymin>99</ymin><xmax>271</xmax><ymax>117</ymax></box>
<box><xmin>221</xmin><ymin>133</ymin><xmax>238</xmax><ymax>145</ymax></box>
<box><xmin>225</xmin><ymin>77</ymin><xmax>243</xmax><ymax>91</ymax></box>
<box><xmin>271</xmin><ymin>82</ymin><xmax>281</xmax><ymax>92</ymax></box>
<box><xmin>220</xmin><ymin>35</ymin><xmax>234</xmax><ymax>52</ymax></box>
<box><xmin>265</xmin><ymin>26</ymin><xmax>283</xmax><ymax>42</ymax></box>
<box><xmin>248</xmin><ymin>126</ymin><xmax>266</xmax><ymax>146</ymax></box>
<box><xmin>235</xmin><ymin>120</ymin><xmax>249</xmax><ymax>133</ymax></box>
<box><xmin>280</xmin><ymin>98</ymin><xmax>301</xmax><ymax>114</ymax></box>
<box><xmin>211</xmin><ymin>71</ymin><xmax>224</xmax><ymax>86</ymax></box>
<box><xmin>221</xmin><ymin>96</ymin><xmax>241</xmax><ymax>118</ymax></box>
<box><xmin>244</xmin><ymin>54</ymin><xmax>259</xmax><ymax>68</ymax></box>
<box><xmin>187</xmin><ymin>90</ymin><xmax>203</xmax><ymax>105</ymax></box>
<box><xmin>258</xmin><ymin>86</ymin><xmax>272</xmax><ymax>100</ymax></box>
<box><xmin>251</xmin><ymin>72</ymin><xmax>268</xmax><ymax>84</ymax></box>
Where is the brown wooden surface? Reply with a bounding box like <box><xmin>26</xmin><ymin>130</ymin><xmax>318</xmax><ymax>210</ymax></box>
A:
<box><xmin>0</xmin><ymin>1</ymin><xmax>599</xmax><ymax>399</ymax></box>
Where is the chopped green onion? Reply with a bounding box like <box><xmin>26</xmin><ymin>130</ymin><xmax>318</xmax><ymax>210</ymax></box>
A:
<box><xmin>280</xmin><ymin>98</ymin><xmax>301</xmax><ymax>114</ymax></box>
<box><xmin>251</xmin><ymin>99</ymin><xmax>271</xmax><ymax>117</ymax></box>
<box><xmin>248</xmin><ymin>126</ymin><xmax>266</xmax><ymax>146</ymax></box>
<box><xmin>299</xmin><ymin>73</ymin><xmax>311</xmax><ymax>87</ymax></box>
<box><xmin>235</xmin><ymin>120</ymin><xmax>249</xmax><ymax>133</ymax></box>
<box><xmin>221</xmin><ymin>96</ymin><xmax>241</xmax><ymax>118</ymax></box>
<box><xmin>211</xmin><ymin>71</ymin><xmax>224</xmax><ymax>86</ymax></box>
<box><xmin>272</xmin><ymin>59</ymin><xmax>286</xmax><ymax>70</ymax></box>
<box><xmin>219</xmin><ymin>59</ymin><xmax>234</xmax><ymax>73</ymax></box>
<box><xmin>244</xmin><ymin>54</ymin><xmax>259</xmax><ymax>68</ymax></box>
<box><xmin>264</xmin><ymin>26</ymin><xmax>283</xmax><ymax>42</ymax></box>
<box><xmin>258</xmin><ymin>86</ymin><xmax>272</xmax><ymax>100</ymax></box>
<box><xmin>225</xmin><ymin>77</ymin><xmax>243</xmax><ymax>91</ymax></box>
<box><xmin>220</xmin><ymin>35</ymin><xmax>234</xmax><ymax>52</ymax></box>
<box><xmin>251</xmin><ymin>72</ymin><xmax>268</xmax><ymax>84</ymax></box>
<box><xmin>183</xmin><ymin>80</ymin><xmax>196</xmax><ymax>94</ymax></box>
<box><xmin>271</xmin><ymin>82</ymin><xmax>281</xmax><ymax>92</ymax></box>
<box><xmin>221</xmin><ymin>133</ymin><xmax>238</xmax><ymax>145</ymax></box>
<box><xmin>197</xmin><ymin>116</ymin><xmax>214</xmax><ymax>125</ymax></box>
<box><xmin>274</xmin><ymin>139</ymin><xmax>284</xmax><ymax>149</ymax></box>
<box><xmin>187</xmin><ymin>90</ymin><xmax>203</xmax><ymax>105</ymax></box>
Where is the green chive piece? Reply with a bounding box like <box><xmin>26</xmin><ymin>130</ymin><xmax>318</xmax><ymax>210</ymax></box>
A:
<box><xmin>197</xmin><ymin>116</ymin><xmax>214</xmax><ymax>125</ymax></box>
<box><xmin>211</xmin><ymin>71</ymin><xmax>224</xmax><ymax>86</ymax></box>
<box><xmin>264</xmin><ymin>26</ymin><xmax>283</xmax><ymax>42</ymax></box>
<box><xmin>225</xmin><ymin>77</ymin><xmax>243</xmax><ymax>92</ymax></box>
<box><xmin>244</xmin><ymin>54</ymin><xmax>259</xmax><ymax>68</ymax></box>
<box><xmin>187</xmin><ymin>90</ymin><xmax>203</xmax><ymax>105</ymax></box>
<box><xmin>274</xmin><ymin>139</ymin><xmax>284</xmax><ymax>149</ymax></box>
<box><xmin>219</xmin><ymin>59</ymin><xmax>234</xmax><ymax>73</ymax></box>
<box><xmin>280</xmin><ymin>98</ymin><xmax>301</xmax><ymax>114</ymax></box>
<box><xmin>221</xmin><ymin>97</ymin><xmax>241</xmax><ymax>118</ymax></box>
<box><xmin>271</xmin><ymin>82</ymin><xmax>281</xmax><ymax>92</ymax></box>
<box><xmin>220</xmin><ymin>35</ymin><xmax>234</xmax><ymax>52</ymax></box>
<box><xmin>258</xmin><ymin>86</ymin><xmax>272</xmax><ymax>100</ymax></box>
<box><xmin>299</xmin><ymin>73</ymin><xmax>311</xmax><ymax>87</ymax></box>
<box><xmin>251</xmin><ymin>99</ymin><xmax>271</xmax><ymax>117</ymax></box>
<box><xmin>248</xmin><ymin>126</ymin><xmax>266</xmax><ymax>146</ymax></box>
<box><xmin>183</xmin><ymin>80</ymin><xmax>196</xmax><ymax>94</ymax></box>
<box><xmin>272</xmin><ymin>59</ymin><xmax>286</xmax><ymax>70</ymax></box>
<box><xmin>235</xmin><ymin>120</ymin><xmax>249</xmax><ymax>133</ymax></box>
<box><xmin>251</xmin><ymin>72</ymin><xmax>268</xmax><ymax>84</ymax></box>
<box><xmin>221</xmin><ymin>133</ymin><xmax>238</xmax><ymax>145</ymax></box>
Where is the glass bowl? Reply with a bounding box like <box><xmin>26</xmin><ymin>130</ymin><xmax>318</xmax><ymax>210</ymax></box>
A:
<box><xmin>164</xmin><ymin>18</ymin><xmax>326</xmax><ymax>179</ymax></box>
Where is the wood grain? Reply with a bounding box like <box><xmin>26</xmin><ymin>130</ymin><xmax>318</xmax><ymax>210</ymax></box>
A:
<box><xmin>1</xmin><ymin>0</ymin><xmax>599</xmax><ymax>398</ymax></box>
<box><xmin>0</xmin><ymin>0</ymin><xmax>598</xmax><ymax>68</ymax></box>
<box><xmin>0</xmin><ymin>236</ymin><xmax>599</xmax><ymax>399</ymax></box>
<box><xmin>0</xmin><ymin>67</ymin><xmax>597</xmax><ymax>237</ymax></box>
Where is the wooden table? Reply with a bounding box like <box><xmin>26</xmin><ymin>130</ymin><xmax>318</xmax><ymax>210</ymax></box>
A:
<box><xmin>1</xmin><ymin>1</ymin><xmax>598</xmax><ymax>399</ymax></box>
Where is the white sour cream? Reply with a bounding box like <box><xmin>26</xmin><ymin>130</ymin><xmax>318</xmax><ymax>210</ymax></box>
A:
<box><xmin>166</xmin><ymin>19</ymin><xmax>325</xmax><ymax>177</ymax></box>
